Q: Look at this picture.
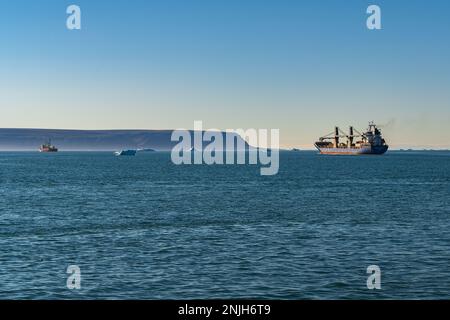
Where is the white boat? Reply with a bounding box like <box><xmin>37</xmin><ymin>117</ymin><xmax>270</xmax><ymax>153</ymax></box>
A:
<box><xmin>114</xmin><ymin>149</ymin><xmax>137</xmax><ymax>156</ymax></box>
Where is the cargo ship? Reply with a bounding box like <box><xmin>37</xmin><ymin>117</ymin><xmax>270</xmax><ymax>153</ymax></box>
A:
<box><xmin>314</xmin><ymin>122</ymin><xmax>388</xmax><ymax>155</ymax></box>
<box><xmin>39</xmin><ymin>139</ymin><xmax>58</xmax><ymax>152</ymax></box>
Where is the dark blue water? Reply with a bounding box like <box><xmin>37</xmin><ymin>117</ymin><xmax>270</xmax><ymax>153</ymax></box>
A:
<box><xmin>1</xmin><ymin>151</ymin><xmax>450</xmax><ymax>299</ymax></box>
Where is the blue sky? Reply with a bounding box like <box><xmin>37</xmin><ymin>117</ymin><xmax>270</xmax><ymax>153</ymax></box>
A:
<box><xmin>1</xmin><ymin>0</ymin><xmax>449</xmax><ymax>148</ymax></box>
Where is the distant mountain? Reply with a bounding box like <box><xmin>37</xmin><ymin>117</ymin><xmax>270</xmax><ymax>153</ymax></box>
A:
<box><xmin>0</xmin><ymin>128</ymin><xmax>251</xmax><ymax>151</ymax></box>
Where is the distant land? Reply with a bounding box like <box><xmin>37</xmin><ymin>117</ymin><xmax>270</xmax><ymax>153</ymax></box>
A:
<box><xmin>0</xmin><ymin>128</ymin><xmax>252</xmax><ymax>151</ymax></box>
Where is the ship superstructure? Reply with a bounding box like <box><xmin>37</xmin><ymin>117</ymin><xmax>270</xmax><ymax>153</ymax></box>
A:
<box><xmin>314</xmin><ymin>122</ymin><xmax>388</xmax><ymax>155</ymax></box>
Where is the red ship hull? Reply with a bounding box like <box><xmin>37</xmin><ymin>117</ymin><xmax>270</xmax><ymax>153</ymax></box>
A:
<box><xmin>39</xmin><ymin>146</ymin><xmax>58</xmax><ymax>152</ymax></box>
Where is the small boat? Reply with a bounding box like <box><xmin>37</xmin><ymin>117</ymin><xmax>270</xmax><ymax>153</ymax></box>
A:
<box><xmin>115</xmin><ymin>149</ymin><xmax>137</xmax><ymax>156</ymax></box>
<box><xmin>39</xmin><ymin>139</ymin><xmax>58</xmax><ymax>152</ymax></box>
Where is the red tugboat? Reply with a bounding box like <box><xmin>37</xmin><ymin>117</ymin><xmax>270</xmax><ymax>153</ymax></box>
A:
<box><xmin>39</xmin><ymin>139</ymin><xmax>58</xmax><ymax>152</ymax></box>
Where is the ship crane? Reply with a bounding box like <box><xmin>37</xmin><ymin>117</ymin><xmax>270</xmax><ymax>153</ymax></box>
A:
<box><xmin>318</xmin><ymin>126</ymin><xmax>363</xmax><ymax>147</ymax></box>
<box><xmin>318</xmin><ymin>131</ymin><xmax>347</xmax><ymax>141</ymax></box>
<box><xmin>352</xmin><ymin>128</ymin><xmax>368</xmax><ymax>143</ymax></box>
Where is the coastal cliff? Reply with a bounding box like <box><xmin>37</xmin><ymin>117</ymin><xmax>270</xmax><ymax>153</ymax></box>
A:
<box><xmin>0</xmin><ymin>129</ymin><xmax>250</xmax><ymax>151</ymax></box>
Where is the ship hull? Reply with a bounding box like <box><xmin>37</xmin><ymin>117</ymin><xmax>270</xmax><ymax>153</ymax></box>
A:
<box><xmin>315</xmin><ymin>145</ymin><xmax>388</xmax><ymax>155</ymax></box>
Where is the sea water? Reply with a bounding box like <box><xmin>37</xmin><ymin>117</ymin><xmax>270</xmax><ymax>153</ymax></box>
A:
<box><xmin>0</xmin><ymin>151</ymin><xmax>449</xmax><ymax>299</ymax></box>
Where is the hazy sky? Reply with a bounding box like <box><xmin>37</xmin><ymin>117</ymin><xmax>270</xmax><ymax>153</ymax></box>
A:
<box><xmin>1</xmin><ymin>0</ymin><xmax>449</xmax><ymax>148</ymax></box>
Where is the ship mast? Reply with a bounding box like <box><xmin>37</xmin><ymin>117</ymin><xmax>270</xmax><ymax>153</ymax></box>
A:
<box><xmin>334</xmin><ymin>127</ymin><xmax>339</xmax><ymax>148</ymax></box>
<box><xmin>348</xmin><ymin>126</ymin><xmax>354</xmax><ymax>147</ymax></box>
